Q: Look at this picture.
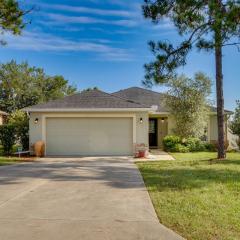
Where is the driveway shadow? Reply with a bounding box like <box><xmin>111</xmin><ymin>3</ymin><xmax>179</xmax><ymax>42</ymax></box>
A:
<box><xmin>0</xmin><ymin>157</ymin><xmax>145</xmax><ymax>189</ymax></box>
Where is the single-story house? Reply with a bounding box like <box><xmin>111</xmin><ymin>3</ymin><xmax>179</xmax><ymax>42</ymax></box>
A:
<box><xmin>25</xmin><ymin>87</ymin><xmax>233</xmax><ymax>156</ymax></box>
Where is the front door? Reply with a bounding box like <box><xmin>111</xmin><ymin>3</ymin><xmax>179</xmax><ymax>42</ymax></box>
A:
<box><xmin>149</xmin><ymin>118</ymin><xmax>158</xmax><ymax>147</ymax></box>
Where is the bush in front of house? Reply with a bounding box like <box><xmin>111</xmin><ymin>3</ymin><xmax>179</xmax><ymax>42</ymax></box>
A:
<box><xmin>204</xmin><ymin>142</ymin><xmax>217</xmax><ymax>152</ymax></box>
<box><xmin>172</xmin><ymin>143</ymin><xmax>190</xmax><ymax>153</ymax></box>
<box><xmin>16</xmin><ymin>122</ymin><xmax>29</xmax><ymax>150</ymax></box>
<box><xmin>8</xmin><ymin>110</ymin><xmax>29</xmax><ymax>150</ymax></box>
<box><xmin>162</xmin><ymin>135</ymin><xmax>181</xmax><ymax>151</ymax></box>
<box><xmin>184</xmin><ymin>137</ymin><xmax>206</xmax><ymax>152</ymax></box>
<box><xmin>0</xmin><ymin>124</ymin><xmax>16</xmax><ymax>155</ymax></box>
<box><xmin>163</xmin><ymin>135</ymin><xmax>215</xmax><ymax>153</ymax></box>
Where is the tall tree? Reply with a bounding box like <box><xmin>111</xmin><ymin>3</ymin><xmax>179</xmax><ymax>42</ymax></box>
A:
<box><xmin>0</xmin><ymin>0</ymin><xmax>31</xmax><ymax>44</ymax></box>
<box><xmin>142</xmin><ymin>0</ymin><xmax>240</xmax><ymax>159</ymax></box>
<box><xmin>0</xmin><ymin>61</ymin><xmax>77</xmax><ymax>113</ymax></box>
<box><xmin>165</xmin><ymin>72</ymin><xmax>212</xmax><ymax>138</ymax></box>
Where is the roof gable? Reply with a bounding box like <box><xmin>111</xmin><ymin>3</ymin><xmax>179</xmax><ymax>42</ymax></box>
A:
<box><xmin>113</xmin><ymin>87</ymin><xmax>169</xmax><ymax>112</ymax></box>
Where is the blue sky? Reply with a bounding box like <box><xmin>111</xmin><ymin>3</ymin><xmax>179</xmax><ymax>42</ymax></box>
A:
<box><xmin>0</xmin><ymin>0</ymin><xmax>239</xmax><ymax>110</ymax></box>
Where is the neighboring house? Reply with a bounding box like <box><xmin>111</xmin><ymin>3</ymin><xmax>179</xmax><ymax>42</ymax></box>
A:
<box><xmin>0</xmin><ymin>110</ymin><xmax>8</xmax><ymax>125</ymax></box>
<box><xmin>25</xmin><ymin>87</ymin><xmax>233</xmax><ymax>156</ymax></box>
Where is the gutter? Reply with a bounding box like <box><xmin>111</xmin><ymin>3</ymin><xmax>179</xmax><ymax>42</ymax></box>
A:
<box><xmin>23</xmin><ymin>108</ymin><xmax>153</xmax><ymax>113</ymax></box>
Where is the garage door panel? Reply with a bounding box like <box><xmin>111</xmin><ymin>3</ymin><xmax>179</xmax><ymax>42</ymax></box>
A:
<box><xmin>46</xmin><ymin>118</ymin><xmax>133</xmax><ymax>156</ymax></box>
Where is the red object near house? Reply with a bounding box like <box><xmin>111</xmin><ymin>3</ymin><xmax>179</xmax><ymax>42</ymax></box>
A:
<box><xmin>138</xmin><ymin>150</ymin><xmax>146</xmax><ymax>158</ymax></box>
<box><xmin>134</xmin><ymin>143</ymin><xmax>148</xmax><ymax>158</ymax></box>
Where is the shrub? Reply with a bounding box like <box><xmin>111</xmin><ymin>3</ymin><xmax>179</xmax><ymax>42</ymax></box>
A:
<box><xmin>0</xmin><ymin>124</ymin><xmax>16</xmax><ymax>155</ymax></box>
<box><xmin>163</xmin><ymin>135</ymin><xmax>181</xmax><ymax>151</ymax></box>
<box><xmin>8</xmin><ymin>110</ymin><xmax>29</xmax><ymax>150</ymax></box>
<box><xmin>210</xmin><ymin>140</ymin><xmax>229</xmax><ymax>151</ymax></box>
<box><xmin>204</xmin><ymin>142</ymin><xmax>216</xmax><ymax>152</ymax></box>
<box><xmin>163</xmin><ymin>135</ymin><xmax>216</xmax><ymax>153</ymax></box>
<box><xmin>173</xmin><ymin>143</ymin><xmax>190</xmax><ymax>153</ymax></box>
<box><xmin>16</xmin><ymin>122</ymin><xmax>29</xmax><ymax>150</ymax></box>
<box><xmin>185</xmin><ymin>137</ymin><xmax>206</xmax><ymax>151</ymax></box>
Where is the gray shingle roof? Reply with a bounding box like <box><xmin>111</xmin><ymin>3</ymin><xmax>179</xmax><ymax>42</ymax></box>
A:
<box><xmin>113</xmin><ymin>87</ymin><xmax>169</xmax><ymax>112</ymax></box>
<box><xmin>26</xmin><ymin>89</ymin><xmax>149</xmax><ymax>110</ymax></box>
<box><xmin>113</xmin><ymin>87</ymin><xmax>233</xmax><ymax>114</ymax></box>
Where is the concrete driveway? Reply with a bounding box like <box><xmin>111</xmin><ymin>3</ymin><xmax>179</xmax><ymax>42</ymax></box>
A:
<box><xmin>0</xmin><ymin>157</ymin><xmax>183</xmax><ymax>240</ymax></box>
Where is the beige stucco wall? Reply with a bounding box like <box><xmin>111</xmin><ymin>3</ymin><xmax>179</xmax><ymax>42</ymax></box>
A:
<box><xmin>135</xmin><ymin>112</ymin><xmax>149</xmax><ymax>146</ymax></box>
<box><xmin>209</xmin><ymin>115</ymin><xmax>240</xmax><ymax>149</ymax></box>
<box><xmin>167</xmin><ymin>115</ymin><xmax>176</xmax><ymax>135</ymax></box>
<box><xmin>29</xmin><ymin>112</ymin><xmax>43</xmax><ymax>146</ymax></box>
<box><xmin>209</xmin><ymin>115</ymin><xmax>218</xmax><ymax>141</ymax></box>
<box><xmin>30</xmin><ymin>111</ymin><xmax>235</xmax><ymax>153</ymax></box>
<box><xmin>209</xmin><ymin>115</ymin><xmax>228</xmax><ymax>141</ymax></box>
<box><xmin>29</xmin><ymin>111</ymin><xmax>149</xmax><ymax>155</ymax></box>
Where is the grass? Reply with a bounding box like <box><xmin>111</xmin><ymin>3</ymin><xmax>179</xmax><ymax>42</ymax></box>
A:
<box><xmin>0</xmin><ymin>157</ymin><xmax>25</xmax><ymax>166</ymax></box>
<box><xmin>137</xmin><ymin>152</ymin><xmax>240</xmax><ymax>240</ymax></box>
<box><xmin>0</xmin><ymin>145</ymin><xmax>35</xmax><ymax>166</ymax></box>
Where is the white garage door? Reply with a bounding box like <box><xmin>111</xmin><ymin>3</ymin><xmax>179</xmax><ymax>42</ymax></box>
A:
<box><xmin>46</xmin><ymin>117</ymin><xmax>133</xmax><ymax>156</ymax></box>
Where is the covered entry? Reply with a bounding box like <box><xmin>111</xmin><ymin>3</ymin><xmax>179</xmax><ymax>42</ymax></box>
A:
<box><xmin>149</xmin><ymin>117</ymin><xmax>168</xmax><ymax>148</ymax></box>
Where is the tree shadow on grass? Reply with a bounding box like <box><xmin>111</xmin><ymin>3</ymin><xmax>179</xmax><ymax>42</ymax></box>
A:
<box><xmin>211</xmin><ymin>159</ymin><xmax>240</xmax><ymax>165</ymax></box>
<box><xmin>140</xmin><ymin>162</ymin><xmax>240</xmax><ymax>191</ymax></box>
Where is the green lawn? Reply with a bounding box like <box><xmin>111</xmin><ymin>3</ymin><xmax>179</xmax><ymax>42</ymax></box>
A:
<box><xmin>0</xmin><ymin>146</ymin><xmax>34</xmax><ymax>166</ymax></box>
<box><xmin>0</xmin><ymin>157</ymin><xmax>23</xmax><ymax>166</ymax></box>
<box><xmin>137</xmin><ymin>152</ymin><xmax>240</xmax><ymax>240</ymax></box>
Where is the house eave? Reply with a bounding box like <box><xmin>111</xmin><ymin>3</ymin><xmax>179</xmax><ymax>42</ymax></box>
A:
<box><xmin>149</xmin><ymin>111</ymin><xmax>232</xmax><ymax>116</ymax></box>
<box><xmin>149</xmin><ymin>111</ymin><xmax>170</xmax><ymax>115</ymax></box>
<box><xmin>209</xmin><ymin>111</ymin><xmax>233</xmax><ymax>115</ymax></box>
<box><xmin>23</xmin><ymin>108</ymin><xmax>152</xmax><ymax>113</ymax></box>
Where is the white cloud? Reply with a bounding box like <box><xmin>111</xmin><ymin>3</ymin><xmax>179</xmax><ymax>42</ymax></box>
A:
<box><xmin>3</xmin><ymin>31</ymin><xmax>133</xmax><ymax>61</ymax></box>
<box><xmin>75</xmin><ymin>0</ymin><xmax>138</xmax><ymax>8</ymax></box>
<box><xmin>32</xmin><ymin>1</ymin><xmax>174</xmax><ymax>32</ymax></box>
<box><xmin>45</xmin><ymin>13</ymin><xmax>138</xmax><ymax>27</ymax></box>
<box><xmin>40</xmin><ymin>3</ymin><xmax>134</xmax><ymax>18</ymax></box>
<box><xmin>151</xmin><ymin>18</ymin><xmax>175</xmax><ymax>30</ymax></box>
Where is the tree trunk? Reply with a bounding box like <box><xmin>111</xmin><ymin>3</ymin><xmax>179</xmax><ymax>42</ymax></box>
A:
<box><xmin>215</xmin><ymin>31</ymin><xmax>226</xmax><ymax>159</ymax></box>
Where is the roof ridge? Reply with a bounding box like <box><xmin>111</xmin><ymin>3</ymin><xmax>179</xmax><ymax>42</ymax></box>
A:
<box><xmin>114</xmin><ymin>86</ymin><xmax>166</xmax><ymax>96</ymax></box>
<box><xmin>97</xmin><ymin>89</ymin><xmax>149</xmax><ymax>108</ymax></box>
